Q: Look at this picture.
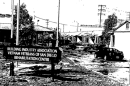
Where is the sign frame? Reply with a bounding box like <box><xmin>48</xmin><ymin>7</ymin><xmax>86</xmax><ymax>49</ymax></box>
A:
<box><xmin>3</xmin><ymin>46</ymin><xmax>61</xmax><ymax>64</ymax></box>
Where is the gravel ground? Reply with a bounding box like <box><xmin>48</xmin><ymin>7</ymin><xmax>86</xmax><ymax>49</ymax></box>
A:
<box><xmin>0</xmin><ymin>64</ymin><xmax>126</xmax><ymax>86</ymax></box>
<box><xmin>0</xmin><ymin>50</ymin><xmax>127</xmax><ymax>86</ymax></box>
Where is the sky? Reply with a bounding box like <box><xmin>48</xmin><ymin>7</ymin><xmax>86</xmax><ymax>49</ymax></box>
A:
<box><xmin>0</xmin><ymin>0</ymin><xmax>130</xmax><ymax>32</ymax></box>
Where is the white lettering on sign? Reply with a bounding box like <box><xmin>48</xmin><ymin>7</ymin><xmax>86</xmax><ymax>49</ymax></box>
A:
<box><xmin>7</xmin><ymin>47</ymin><xmax>14</xmax><ymax>51</ymax></box>
<box><xmin>8</xmin><ymin>51</ymin><xmax>20</xmax><ymax>55</ymax></box>
<box><xmin>22</xmin><ymin>48</ymin><xmax>28</xmax><ymax>51</ymax></box>
<box><xmin>20</xmin><ymin>52</ymin><xmax>36</xmax><ymax>56</ymax></box>
<box><xmin>14</xmin><ymin>56</ymin><xmax>26</xmax><ymax>60</ymax></box>
<box><xmin>47</xmin><ymin>53</ymin><xmax>51</xmax><ymax>57</ymax></box>
<box><xmin>21</xmin><ymin>48</ymin><xmax>37</xmax><ymax>52</ymax></box>
<box><xmin>14</xmin><ymin>56</ymin><xmax>49</xmax><ymax>61</ymax></box>
<box><xmin>14</xmin><ymin>52</ymin><xmax>20</xmax><ymax>55</ymax></box>
<box><xmin>14</xmin><ymin>47</ymin><xmax>21</xmax><ymax>51</ymax></box>
<box><xmin>6</xmin><ymin>47</ymin><xmax>59</xmax><ymax>62</ymax></box>
<box><xmin>28</xmin><ymin>48</ymin><xmax>37</xmax><ymax>52</ymax></box>
<box><xmin>8</xmin><ymin>51</ymin><xmax>13</xmax><ymax>55</ymax></box>
<box><xmin>39</xmin><ymin>53</ymin><xmax>46</xmax><ymax>57</ymax></box>
<box><xmin>40</xmin><ymin>58</ymin><xmax>49</xmax><ymax>61</ymax></box>
<box><xmin>36</xmin><ymin>53</ymin><xmax>39</xmax><ymax>56</ymax></box>
<box><xmin>47</xmin><ymin>53</ymin><xmax>57</xmax><ymax>57</ymax></box>
<box><xmin>54</xmin><ymin>50</ymin><xmax>57</xmax><ymax>53</ymax></box>
<box><xmin>37</xmin><ymin>49</ymin><xmax>57</xmax><ymax>53</ymax></box>
<box><xmin>54</xmin><ymin>54</ymin><xmax>57</xmax><ymax>57</ymax></box>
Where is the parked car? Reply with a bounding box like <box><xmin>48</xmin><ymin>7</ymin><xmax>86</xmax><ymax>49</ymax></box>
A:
<box><xmin>83</xmin><ymin>44</ymin><xmax>100</xmax><ymax>53</ymax></box>
<box><xmin>95</xmin><ymin>46</ymin><xmax>124</xmax><ymax>61</ymax></box>
<box><xmin>68</xmin><ymin>43</ymin><xmax>82</xmax><ymax>50</ymax></box>
<box><xmin>75</xmin><ymin>45</ymin><xmax>84</xmax><ymax>51</ymax></box>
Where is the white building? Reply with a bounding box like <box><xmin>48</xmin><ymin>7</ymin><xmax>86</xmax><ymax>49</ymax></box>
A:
<box><xmin>61</xmin><ymin>26</ymin><xmax>103</xmax><ymax>44</ymax></box>
<box><xmin>109</xmin><ymin>20</ymin><xmax>130</xmax><ymax>60</ymax></box>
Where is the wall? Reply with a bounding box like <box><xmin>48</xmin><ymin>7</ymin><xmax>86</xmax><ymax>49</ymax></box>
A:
<box><xmin>111</xmin><ymin>31</ymin><xmax>130</xmax><ymax>60</ymax></box>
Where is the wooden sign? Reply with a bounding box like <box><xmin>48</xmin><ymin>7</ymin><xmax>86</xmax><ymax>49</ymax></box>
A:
<box><xmin>4</xmin><ymin>46</ymin><xmax>61</xmax><ymax>63</ymax></box>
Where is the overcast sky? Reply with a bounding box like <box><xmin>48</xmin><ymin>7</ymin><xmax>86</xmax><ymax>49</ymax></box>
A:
<box><xmin>0</xmin><ymin>0</ymin><xmax>130</xmax><ymax>32</ymax></box>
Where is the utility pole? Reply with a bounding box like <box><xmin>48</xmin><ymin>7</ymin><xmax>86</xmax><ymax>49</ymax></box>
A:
<box><xmin>77</xmin><ymin>23</ymin><xmax>79</xmax><ymax>32</ymax></box>
<box><xmin>63</xmin><ymin>24</ymin><xmax>65</xmax><ymax>32</ymax></box>
<box><xmin>46</xmin><ymin>19</ymin><xmax>49</xmax><ymax>28</ymax></box>
<box><xmin>37</xmin><ymin>20</ymin><xmax>39</xmax><ymax>25</ymax></box>
<box><xmin>74</xmin><ymin>21</ymin><xmax>79</xmax><ymax>32</ymax></box>
<box><xmin>56</xmin><ymin>0</ymin><xmax>60</xmax><ymax>47</ymax></box>
<box><xmin>16</xmin><ymin>0</ymin><xmax>20</xmax><ymax>45</ymax></box>
<box><xmin>126</xmin><ymin>12</ymin><xmax>130</xmax><ymax>29</ymax></box>
<box><xmin>98</xmin><ymin>5</ymin><xmax>106</xmax><ymax>27</ymax></box>
<box><xmin>127</xmin><ymin>12</ymin><xmax>130</xmax><ymax>20</ymax></box>
<box><xmin>11</xmin><ymin>0</ymin><xmax>14</xmax><ymax>39</ymax></box>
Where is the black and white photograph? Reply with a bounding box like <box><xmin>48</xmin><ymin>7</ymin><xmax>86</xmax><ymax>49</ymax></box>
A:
<box><xmin>0</xmin><ymin>0</ymin><xmax>129</xmax><ymax>86</ymax></box>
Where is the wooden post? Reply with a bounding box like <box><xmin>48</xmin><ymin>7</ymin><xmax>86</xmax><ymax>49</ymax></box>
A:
<box><xmin>129</xmin><ymin>60</ymin><xmax>130</xmax><ymax>85</ymax></box>
<box><xmin>10</xmin><ymin>39</ymin><xmax>15</xmax><ymax>76</ymax></box>
<box><xmin>51</xmin><ymin>58</ymin><xmax>55</xmax><ymax>81</ymax></box>
<box><xmin>10</xmin><ymin>61</ymin><xmax>14</xmax><ymax>76</ymax></box>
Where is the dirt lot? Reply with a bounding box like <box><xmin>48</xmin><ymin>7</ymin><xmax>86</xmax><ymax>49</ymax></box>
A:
<box><xmin>0</xmin><ymin>57</ymin><xmax>127</xmax><ymax>86</ymax></box>
<box><xmin>0</xmin><ymin>49</ymin><xmax>128</xmax><ymax>86</ymax></box>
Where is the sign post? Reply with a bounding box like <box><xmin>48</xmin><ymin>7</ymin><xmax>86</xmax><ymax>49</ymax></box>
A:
<box><xmin>51</xmin><ymin>58</ymin><xmax>55</xmax><ymax>81</ymax></box>
<box><xmin>3</xmin><ymin>46</ymin><xmax>61</xmax><ymax>79</ymax></box>
<box><xmin>10</xmin><ymin>61</ymin><xmax>14</xmax><ymax>76</ymax></box>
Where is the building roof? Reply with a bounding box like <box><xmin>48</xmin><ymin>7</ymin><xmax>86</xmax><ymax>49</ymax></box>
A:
<box><xmin>61</xmin><ymin>26</ymin><xmax>103</xmax><ymax>36</ymax></box>
<box><xmin>34</xmin><ymin>25</ymin><xmax>53</xmax><ymax>31</ymax></box>
<box><xmin>113</xmin><ymin>20</ymin><xmax>130</xmax><ymax>31</ymax></box>
<box><xmin>0</xmin><ymin>24</ymin><xmax>55</xmax><ymax>32</ymax></box>
<box><xmin>61</xmin><ymin>30</ymin><xmax>103</xmax><ymax>36</ymax></box>
<box><xmin>107</xmin><ymin>20</ymin><xmax>130</xmax><ymax>34</ymax></box>
<box><xmin>0</xmin><ymin>23</ymin><xmax>11</xmax><ymax>30</ymax></box>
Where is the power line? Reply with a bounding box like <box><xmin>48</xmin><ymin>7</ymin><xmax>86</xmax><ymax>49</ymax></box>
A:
<box><xmin>34</xmin><ymin>15</ymin><xmax>67</xmax><ymax>26</ymax></box>
<box><xmin>104</xmin><ymin>7</ymin><xmax>127</xmax><ymax>23</ymax></box>
<box><xmin>112</xmin><ymin>8</ymin><xmax>128</xmax><ymax>13</ymax></box>
<box><xmin>98</xmin><ymin>5</ymin><xmax>106</xmax><ymax>27</ymax></box>
<box><xmin>105</xmin><ymin>7</ymin><xmax>128</xmax><ymax>14</ymax></box>
<box><xmin>63</xmin><ymin>30</ymin><xmax>103</xmax><ymax>33</ymax></box>
<box><xmin>106</xmin><ymin>7</ymin><xmax>130</xmax><ymax>23</ymax></box>
<box><xmin>34</xmin><ymin>15</ymin><xmax>80</xmax><ymax>28</ymax></box>
<box><xmin>34</xmin><ymin>15</ymin><xmax>103</xmax><ymax>30</ymax></box>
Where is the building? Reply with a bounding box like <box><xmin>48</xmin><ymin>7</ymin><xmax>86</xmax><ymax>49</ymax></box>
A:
<box><xmin>0</xmin><ymin>14</ymin><xmax>12</xmax><ymax>43</ymax></box>
<box><xmin>108</xmin><ymin>20</ymin><xmax>130</xmax><ymax>60</ymax></box>
<box><xmin>34</xmin><ymin>25</ymin><xmax>55</xmax><ymax>46</ymax></box>
<box><xmin>0</xmin><ymin>23</ymin><xmax>11</xmax><ymax>43</ymax></box>
<box><xmin>61</xmin><ymin>26</ymin><xmax>103</xmax><ymax>44</ymax></box>
<box><xmin>0</xmin><ymin>24</ymin><xmax>55</xmax><ymax>46</ymax></box>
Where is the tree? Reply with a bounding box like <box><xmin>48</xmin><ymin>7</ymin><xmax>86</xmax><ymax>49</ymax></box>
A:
<box><xmin>13</xmin><ymin>3</ymin><xmax>36</xmax><ymax>46</ymax></box>
<box><xmin>53</xmin><ymin>28</ymin><xmax>63</xmax><ymax>46</ymax></box>
<box><xmin>103</xmin><ymin>14</ymin><xmax>117</xmax><ymax>34</ymax></box>
<box><xmin>101</xmin><ymin>14</ymin><xmax>118</xmax><ymax>45</ymax></box>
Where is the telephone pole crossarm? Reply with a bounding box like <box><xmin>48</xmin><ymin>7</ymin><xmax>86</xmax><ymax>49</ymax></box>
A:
<box><xmin>98</xmin><ymin>5</ymin><xmax>106</xmax><ymax>27</ymax></box>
